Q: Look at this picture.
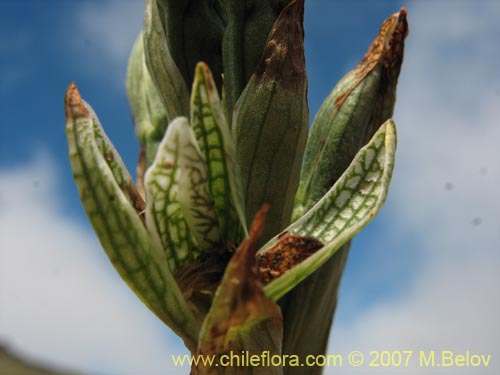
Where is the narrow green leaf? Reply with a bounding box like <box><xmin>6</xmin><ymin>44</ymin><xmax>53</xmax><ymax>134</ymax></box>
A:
<box><xmin>221</xmin><ymin>0</ymin><xmax>293</xmax><ymax>122</ymax></box>
<box><xmin>191</xmin><ymin>62</ymin><xmax>248</xmax><ymax>247</ymax></box>
<box><xmin>156</xmin><ymin>0</ymin><xmax>225</xmax><ymax>92</ymax></box>
<box><xmin>145</xmin><ymin>117</ymin><xmax>221</xmax><ymax>272</ymax></box>
<box><xmin>143</xmin><ymin>0</ymin><xmax>190</xmax><ymax>120</ymax></box>
<box><xmin>126</xmin><ymin>33</ymin><xmax>169</xmax><ymax>171</ymax></box>
<box><xmin>126</xmin><ymin>33</ymin><xmax>168</xmax><ymax>144</ymax></box>
<box><xmin>65</xmin><ymin>84</ymin><xmax>200</xmax><ymax>350</ymax></box>
<box><xmin>84</xmin><ymin>103</ymin><xmax>145</xmax><ymax>210</ymax></box>
<box><xmin>263</xmin><ymin>120</ymin><xmax>397</xmax><ymax>301</ymax></box>
<box><xmin>232</xmin><ymin>0</ymin><xmax>308</xmax><ymax>244</ymax></box>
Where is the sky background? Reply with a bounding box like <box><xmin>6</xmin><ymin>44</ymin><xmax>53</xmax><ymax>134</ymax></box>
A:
<box><xmin>1</xmin><ymin>0</ymin><xmax>499</xmax><ymax>374</ymax></box>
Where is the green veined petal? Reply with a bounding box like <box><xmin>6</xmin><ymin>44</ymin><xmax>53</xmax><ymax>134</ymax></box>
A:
<box><xmin>176</xmin><ymin>122</ymin><xmax>221</xmax><ymax>252</ymax></box>
<box><xmin>65</xmin><ymin>84</ymin><xmax>200</xmax><ymax>350</ymax></box>
<box><xmin>191</xmin><ymin>62</ymin><xmax>248</xmax><ymax>246</ymax></box>
<box><xmin>263</xmin><ymin>120</ymin><xmax>397</xmax><ymax>301</ymax></box>
<box><xmin>145</xmin><ymin>117</ymin><xmax>222</xmax><ymax>272</ymax></box>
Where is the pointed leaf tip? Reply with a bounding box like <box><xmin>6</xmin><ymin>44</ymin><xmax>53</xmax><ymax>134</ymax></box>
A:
<box><xmin>249</xmin><ymin>203</ymin><xmax>269</xmax><ymax>241</ymax></box>
<box><xmin>255</xmin><ymin>0</ymin><xmax>305</xmax><ymax>85</ymax></box>
<box><xmin>334</xmin><ymin>6</ymin><xmax>408</xmax><ymax>110</ymax></box>
<box><xmin>64</xmin><ymin>83</ymin><xmax>88</xmax><ymax>119</ymax></box>
<box><xmin>240</xmin><ymin>203</ymin><xmax>270</xmax><ymax>274</ymax></box>
<box><xmin>233</xmin><ymin>0</ymin><xmax>308</xmax><ymax>244</ymax></box>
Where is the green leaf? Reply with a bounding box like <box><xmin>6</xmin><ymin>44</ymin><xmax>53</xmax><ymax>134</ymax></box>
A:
<box><xmin>232</xmin><ymin>0</ymin><xmax>308</xmax><ymax>244</ymax></box>
<box><xmin>143</xmin><ymin>0</ymin><xmax>190</xmax><ymax>120</ymax></box>
<box><xmin>221</xmin><ymin>0</ymin><xmax>293</xmax><ymax>122</ymax></box>
<box><xmin>145</xmin><ymin>117</ymin><xmax>222</xmax><ymax>272</ymax></box>
<box><xmin>263</xmin><ymin>120</ymin><xmax>397</xmax><ymax>301</ymax></box>
<box><xmin>155</xmin><ymin>0</ymin><xmax>225</xmax><ymax>92</ymax></box>
<box><xmin>281</xmin><ymin>10</ymin><xmax>408</xmax><ymax>370</ymax></box>
<box><xmin>84</xmin><ymin>103</ymin><xmax>144</xmax><ymax>209</ymax></box>
<box><xmin>126</xmin><ymin>33</ymin><xmax>169</xmax><ymax>170</ymax></box>
<box><xmin>65</xmin><ymin>84</ymin><xmax>200</xmax><ymax>350</ymax></box>
<box><xmin>293</xmin><ymin>9</ymin><xmax>408</xmax><ymax>220</ymax></box>
<box><xmin>191</xmin><ymin>62</ymin><xmax>248</xmax><ymax>247</ymax></box>
<box><xmin>126</xmin><ymin>33</ymin><xmax>168</xmax><ymax>144</ymax></box>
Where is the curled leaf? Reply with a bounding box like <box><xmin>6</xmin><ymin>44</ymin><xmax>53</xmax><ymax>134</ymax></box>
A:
<box><xmin>263</xmin><ymin>120</ymin><xmax>397</xmax><ymax>301</ymax></box>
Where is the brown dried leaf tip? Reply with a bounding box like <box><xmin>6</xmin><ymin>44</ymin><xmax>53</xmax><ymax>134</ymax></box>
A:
<box><xmin>64</xmin><ymin>82</ymin><xmax>89</xmax><ymax>119</ymax></box>
<box><xmin>256</xmin><ymin>233</ymin><xmax>324</xmax><ymax>283</ymax></box>
<box><xmin>336</xmin><ymin>7</ymin><xmax>409</xmax><ymax>109</ymax></box>
<box><xmin>355</xmin><ymin>7</ymin><xmax>409</xmax><ymax>79</ymax></box>
<box><xmin>255</xmin><ymin>0</ymin><xmax>305</xmax><ymax>85</ymax></box>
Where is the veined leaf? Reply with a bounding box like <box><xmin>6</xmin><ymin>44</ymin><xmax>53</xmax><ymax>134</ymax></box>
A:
<box><xmin>262</xmin><ymin>120</ymin><xmax>397</xmax><ymax>301</ymax></box>
<box><xmin>282</xmin><ymin>10</ymin><xmax>408</xmax><ymax>368</ymax></box>
<box><xmin>84</xmin><ymin>102</ymin><xmax>145</xmax><ymax>212</ymax></box>
<box><xmin>191</xmin><ymin>62</ymin><xmax>248</xmax><ymax>247</ymax></box>
<box><xmin>145</xmin><ymin>117</ymin><xmax>220</xmax><ymax>272</ymax></box>
<box><xmin>293</xmin><ymin>8</ymin><xmax>408</xmax><ymax>220</ymax></box>
<box><xmin>65</xmin><ymin>84</ymin><xmax>200</xmax><ymax>350</ymax></box>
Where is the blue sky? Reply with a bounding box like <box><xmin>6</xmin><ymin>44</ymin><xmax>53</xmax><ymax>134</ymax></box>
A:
<box><xmin>1</xmin><ymin>1</ymin><xmax>499</xmax><ymax>374</ymax></box>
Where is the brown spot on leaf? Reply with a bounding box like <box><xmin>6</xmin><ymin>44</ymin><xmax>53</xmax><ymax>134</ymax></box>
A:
<box><xmin>104</xmin><ymin>150</ymin><xmax>114</xmax><ymax>162</ymax></box>
<box><xmin>256</xmin><ymin>233</ymin><xmax>324</xmax><ymax>283</ymax></box>
<box><xmin>164</xmin><ymin>161</ymin><xmax>174</xmax><ymax>169</ymax></box>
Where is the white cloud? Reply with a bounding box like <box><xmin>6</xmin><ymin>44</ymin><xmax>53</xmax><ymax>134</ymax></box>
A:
<box><xmin>328</xmin><ymin>2</ymin><xmax>500</xmax><ymax>374</ymax></box>
<box><xmin>0</xmin><ymin>155</ymin><xmax>188</xmax><ymax>374</ymax></box>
